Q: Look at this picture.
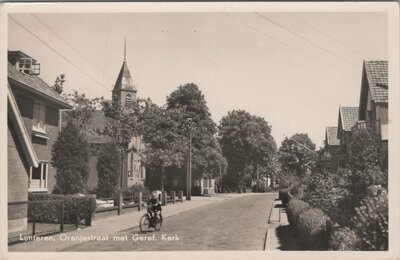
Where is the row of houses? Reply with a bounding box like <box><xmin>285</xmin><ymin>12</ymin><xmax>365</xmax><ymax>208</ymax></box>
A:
<box><xmin>319</xmin><ymin>60</ymin><xmax>388</xmax><ymax>173</ymax></box>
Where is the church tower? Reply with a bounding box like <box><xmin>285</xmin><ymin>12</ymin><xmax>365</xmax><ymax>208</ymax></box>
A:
<box><xmin>112</xmin><ymin>38</ymin><xmax>137</xmax><ymax>108</ymax></box>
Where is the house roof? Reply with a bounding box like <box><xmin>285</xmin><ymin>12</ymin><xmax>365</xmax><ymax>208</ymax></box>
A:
<box><xmin>325</xmin><ymin>127</ymin><xmax>340</xmax><ymax>146</ymax></box>
<box><xmin>113</xmin><ymin>61</ymin><xmax>136</xmax><ymax>92</ymax></box>
<box><xmin>364</xmin><ymin>60</ymin><xmax>388</xmax><ymax>103</ymax></box>
<box><xmin>339</xmin><ymin>106</ymin><xmax>359</xmax><ymax>131</ymax></box>
<box><xmin>8</xmin><ymin>62</ymin><xmax>71</xmax><ymax>108</ymax></box>
<box><xmin>8</xmin><ymin>84</ymin><xmax>40</xmax><ymax>168</ymax></box>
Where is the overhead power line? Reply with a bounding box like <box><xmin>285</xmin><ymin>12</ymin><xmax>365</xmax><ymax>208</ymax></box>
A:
<box><xmin>287</xmin><ymin>13</ymin><xmax>366</xmax><ymax>60</ymax></box>
<box><xmin>255</xmin><ymin>13</ymin><xmax>361</xmax><ymax>69</ymax></box>
<box><xmin>30</xmin><ymin>14</ymin><xmax>115</xmax><ymax>82</ymax></box>
<box><xmin>9</xmin><ymin>15</ymin><xmax>112</xmax><ymax>92</ymax></box>
<box><xmin>223</xmin><ymin>13</ymin><xmax>359</xmax><ymax>78</ymax></box>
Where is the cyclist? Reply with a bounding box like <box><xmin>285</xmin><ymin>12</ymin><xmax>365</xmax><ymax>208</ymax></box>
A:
<box><xmin>147</xmin><ymin>192</ymin><xmax>162</xmax><ymax>227</ymax></box>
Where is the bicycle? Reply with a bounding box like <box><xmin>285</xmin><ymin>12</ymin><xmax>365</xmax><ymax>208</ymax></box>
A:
<box><xmin>139</xmin><ymin>204</ymin><xmax>162</xmax><ymax>233</ymax></box>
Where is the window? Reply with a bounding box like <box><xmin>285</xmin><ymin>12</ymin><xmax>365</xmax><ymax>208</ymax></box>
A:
<box><xmin>140</xmin><ymin>164</ymin><xmax>145</xmax><ymax>180</ymax></box>
<box><xmin>32</xmin><ymin>103</ymin><xmax>46</xmax><ymax>133</ymax></box>
<box><xmin>125</xmin><ymin>94</ymin><xmax>133</xmax><ymax>104</ymax></box>
<box><xmin>29</xmin><ymin>162</ymin><xmax>48</xmax><ymax>191</ymax></box>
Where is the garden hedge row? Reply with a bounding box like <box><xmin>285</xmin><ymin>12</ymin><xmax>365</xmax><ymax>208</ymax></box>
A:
<box><xmin>28</xmin><ymin>193</ymin><xmax>96</xmax><ymax>225</ymax></box>
<box><xmin>285</xmin><ymin>196</ymin><xmax>330</xmax><ymax>250</ymax></box>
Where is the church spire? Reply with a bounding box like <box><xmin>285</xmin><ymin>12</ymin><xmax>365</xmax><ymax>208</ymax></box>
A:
<box><xmin>112</xmin><ymin>38</ymin><xmax>137</xmax><ymax>108</ymax></box>
<box><xmin>124</xmin><ymin>36</ymin><xmax>126</xmax><ymax>62</ymax></box>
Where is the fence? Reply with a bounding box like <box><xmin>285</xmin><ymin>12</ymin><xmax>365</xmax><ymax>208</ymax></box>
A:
<box><xmin>95</xmin><ymin>190</ymin><xmax>184</xmax><ymax>215</ymax></box>
<box><xmin>8</xmin><ymin>198</ymin><xmax>92</xmax><ymax>244</ymax></box>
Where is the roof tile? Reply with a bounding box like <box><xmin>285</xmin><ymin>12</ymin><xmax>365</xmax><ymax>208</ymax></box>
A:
<box><xmin>8</xmin><ymin>62</ymin><xmax>70</xmax><ymax>107</ymax></box>
<box><xmin>340</xmin><ymin>107</ymin><xmax>359</xmax><ymax>131</ymax></box>
<box><xmin>364</xmin><ymin>61</ymin><xmax>388</xmax><ymax>103</ymax></box>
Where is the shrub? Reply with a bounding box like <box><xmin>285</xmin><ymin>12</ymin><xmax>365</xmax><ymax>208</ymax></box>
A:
<box><xmin>291</xmin><ymin>184</ymin><xmax>304</xmax><ymax>200</ymax></box>
<box><xmin>97</xmin><ymin>143</ymin><xmax>120</xmax><ymax>198</ymax></box>
<box><xmin>28</xmin><ymin>193</ymin><xmax>96</xmax><ymax>225</ymax></box>
<box><xmin>297</xmin><ymin>208</ymin><xmax>330</xmax><ymax>250</ymax></box>
<box><xmin>304</xmin><ymin>172</ymin><xmax>348</xmax><ymax>211</ymax></box>
<box><xmin>279</xmin><ymin>188</ymin><xmax>291</xmax><ymax>206</ymax></box>
<box><xmin>51</xmin><ymin>120</ymin><xmax>90</xmax><ymax>194</ymax></box>
<box><xmin>330</xmin><ymin>226</ymin><xmax>362</xmax><ymax>251</ymax></box>
<box><xmin>352</xmin><ymin>185</ymin><xmax>388</xmax><ymax>250</ymax></box>
<box><xmin>287</xmin><ymin>199</ymin><xmax>310</xmax><ymax>232</ymax></box>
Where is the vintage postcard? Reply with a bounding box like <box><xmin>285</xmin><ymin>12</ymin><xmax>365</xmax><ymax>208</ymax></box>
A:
<box><xmin>0</xmin><ymin>2</ymin><xmax>399</xmax><ymax>260</ymax></box>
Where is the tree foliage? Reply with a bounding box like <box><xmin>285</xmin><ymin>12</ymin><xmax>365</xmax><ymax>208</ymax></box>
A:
<box><xmin>51</xmin><ymin>120</ymin><xmax>90</xmax><ymax>194</ymax></box>
<box><xmin>96</xmin><ymin>143</ymin><xmax>120</xmax><ymax>198</ymax></box>
<box><xmin>166</xmin><ymin>83</ymin><xmax>227</xmax><ymax>179</ymax></box>
<box><xmin>218</xmin><ymin>109</ymin><xmax>277</xmax><ymax>188</ymax></box>
<box><xmin>278</xmin><ymin>133</ymin><xmax>317</xmax><ymax>176</ymax></box>
<box><xmin>139</xmin><ymin>98</ymin><xmax>186</xmax><ymax>171</ymax></box>
<box><xmin>62</xmin><ymin>91</ymin><xmax>100</xmax><ymax>133</ymax></box>
<box><xmin>349</xmin><ymin>127</ymin><xmax>381</xmax><ymax>171</ymax></box>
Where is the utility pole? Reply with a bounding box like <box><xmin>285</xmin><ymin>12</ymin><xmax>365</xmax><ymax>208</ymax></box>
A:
<box><xmin>186</xmin><ymin>126</ymin><xmax>192</xmax><ymax>201</ymax></box>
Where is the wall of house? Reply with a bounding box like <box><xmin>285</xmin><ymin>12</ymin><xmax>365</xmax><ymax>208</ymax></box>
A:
<box><xmin>376</xmin><ymin>104</ymin><xmax>388</xmax><ymax>140</ymax></box>
<box><xmin>12</xmin><ymin>86</ymin><xmax>61</xmax><ymax>193</ymax></box>
<box><xmin>8</xmin><ymin>118</ymin><xmax>29</xmax><ymax>233</ymax></box>
<box><xmin>87</xmin><ymin>155</ymin><xmax>99</xmax><ymax>191</ymax></box>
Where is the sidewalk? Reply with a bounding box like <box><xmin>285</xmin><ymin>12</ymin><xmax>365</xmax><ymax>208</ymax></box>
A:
<box><xmin>264</xmin><ymin>199</ymin><xmax>299</xmax><ymax>251</ymax></box>
<box><xmin>9</xmin><ymin>192</ymin><xmax>259</xmax><ymax>252</ymax></box>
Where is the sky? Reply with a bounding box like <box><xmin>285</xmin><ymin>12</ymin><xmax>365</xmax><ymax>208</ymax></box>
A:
<box><xmin>8</xmin><ymin>12</ymin><xmax>388</xmax><ymax>148</ymax></box>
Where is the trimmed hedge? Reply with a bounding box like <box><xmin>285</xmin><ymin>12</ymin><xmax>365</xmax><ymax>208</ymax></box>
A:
<box><xmin>28</xmin><ymin>193</ymin><xmax>96</xmax><ymax>225</ymax></box>
<box><xmin>297</xmin><ymin>208</ymin><xmax>330</xmax><ymax>250</ymax></box>
<box><xmin>287</xmin><ymin>199</ymin><xmax>310</xmax><ymax>232</ymax></box>
<box><xmin>279</xmin><ymin>188</ymin><xmax>292</xmax><ymax>206</ymax></box>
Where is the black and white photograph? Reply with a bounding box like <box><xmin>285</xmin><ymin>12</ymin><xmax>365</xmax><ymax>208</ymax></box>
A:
<box><xmin>1</xmin><ymin>2</ymin><xmax>399</xmax><ymax>258</ymax></box>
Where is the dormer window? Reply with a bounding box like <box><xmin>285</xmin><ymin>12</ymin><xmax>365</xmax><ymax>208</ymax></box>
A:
<box><xmin>18</xmin><ymin>58</ymin><xmax>40</xmax><ymax>75</ymax></box>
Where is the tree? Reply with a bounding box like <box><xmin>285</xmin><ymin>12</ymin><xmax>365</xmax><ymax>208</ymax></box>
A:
<box><xmin>349</xmin><ymin>127</ymin><xmax>381</xmax><ymax>172</ymax></box>
<box><xmin>278</xmin><ymin>133</ymin><xmax>317</xmax><ymax>177</ymax></box>
<box><xmin>166</xmin><ymin>83</ymin><xmax>227</xmax><ymax>180</ymax></box>
<box><xmin>99</xmin><ymin>95</ymin><xmax>141</xmax><ymax>190</ymax></box>
<box><xmin>97</xmin><ymin>143</ymin><xmax>121</xmax><ymax>198</ymax></box>
<box><xmin>51</xmin><ymin>120</ymin><xmax>90</xmax><ymax>194</ymax></box>
<box><xmin>52</xmin><ymin>74</ymin><xmax>65</xmax><ymax>94</ymax></box>
<box><xmin>218</xmin><ymin>110</ymin><xmax>277</xmax><ymax>189</ymax></box>
<box><xmin>61</xmin><ymin>91</ymin><xmax>100</xmax><ymax>133</ymax></box>
<box><xmin>138</xmin><ymin>99</ymin><xmax>187</xmax><ymax>190</ymax></box>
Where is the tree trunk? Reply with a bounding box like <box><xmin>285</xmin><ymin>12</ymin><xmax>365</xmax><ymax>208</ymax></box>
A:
<box><xmin>160</xmin><ymin>167</ymin><xmax>164</xmax><ymax>192</ymax></box>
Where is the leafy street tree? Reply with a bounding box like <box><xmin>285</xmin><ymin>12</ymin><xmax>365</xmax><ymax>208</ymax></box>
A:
<box><xmin>96</xmin><ymin>143</ymin><xmax>121</xmax><ymax>198</ymax></box>
<box><xmin>218</xmin><ymin>109</ymin><xmax>277</xmax><ymax>189</ymax></box>
<box><xmin>166</xmin><ymin>83</ymin><xmax>227</xmax><ymax>180</ymax></box>
<box><xmin>51</xmin><ymin>120</ymin><xmax>90</xmax><ymax>194</ymax></box>
<box><xmin>278</xmin><ymin>133</ymin><xmax>317</xmax><ymax>177</ymax></box>
<box><xmin>138</xmin><ymin>99</ymin><xmax>186</xmax><ymax>190</ymax></box>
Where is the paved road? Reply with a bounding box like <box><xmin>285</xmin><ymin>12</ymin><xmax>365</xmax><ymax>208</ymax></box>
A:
<box><xmin>65</xmin><ymin>193</ymin><xmax>277</xmax><ymax>251</ymax></box>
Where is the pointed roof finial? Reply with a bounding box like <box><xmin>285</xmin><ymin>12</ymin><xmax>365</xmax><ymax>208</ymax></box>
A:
<box><xmin>124</xmin><ymin>36</ymin><xmax>127</xmax><ymax>62</ymax></box>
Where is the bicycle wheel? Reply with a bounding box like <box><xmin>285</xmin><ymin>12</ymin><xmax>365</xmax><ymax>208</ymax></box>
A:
<box><xmin>139</xmin><ymin>215</ymin><xmax>149</xmax><ymax>233</ymax></box>
<box><xmin>154</xmin><ymin>216</ymin><xmax>161</xmax><ymax>231</ymax></box>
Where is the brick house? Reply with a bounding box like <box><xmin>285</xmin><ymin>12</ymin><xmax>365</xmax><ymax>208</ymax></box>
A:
<box><xmin>7</xmin><ymin>50</ymin><xmax>71</xmax><ymax>233</ymax></box>
<box><xmin>356</xmin><ymin>60</ymin><xmax>388</xmax><ymax>169</ymax></box>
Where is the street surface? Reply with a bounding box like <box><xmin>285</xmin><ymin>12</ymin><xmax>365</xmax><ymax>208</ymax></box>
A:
<box><xmin>65</xmin><ymin>193</ymin><xmax>276</xmax><ymax>251</ymax></box>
